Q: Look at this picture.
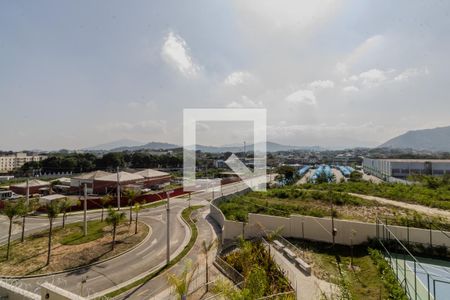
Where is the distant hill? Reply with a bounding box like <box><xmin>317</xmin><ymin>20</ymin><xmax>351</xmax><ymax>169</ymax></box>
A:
<box><xmin>111</xmin><ymin>142</ymin><xmax>180</xmax><ymax>152</ymax></box>
<box><xmin>379</xmin><ymin>126</ymin><xmax>450</xmax><ymax>152</ymax></box>
<box><xmin>87</xmin><ymin>140</ymin><xmax>319</xmax><ymax>153</ymax></box>
<box><xmin>83</xmin><ymin>139</ymin><xmax>145</xmax><ymax>151</ymax></box>
<box><xmin>190</xmin><ymin>142</ymin><xmax>322</xmax><ymax>153</ymax></box>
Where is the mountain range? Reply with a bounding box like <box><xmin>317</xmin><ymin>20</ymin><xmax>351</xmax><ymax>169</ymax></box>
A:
<box><xmin>83</xmin><ymin>125</ymin><xmax>450</xmax><ymax>153</ymax></box>
<box><xmin>84</xmin><ymin>140</ymin><xmax>322</xmax><ymax>153</ymax></box>
<box><xmin>379</xmin><ymin>125</ymin><xmax>450</xmax><ymax>152</ymax></box>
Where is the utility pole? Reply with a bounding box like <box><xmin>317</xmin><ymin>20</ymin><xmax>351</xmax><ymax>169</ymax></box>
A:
<box><xmin>331</xmin><ymin>198</ymin><xmax>336</xmax><ymax>246</ymax></box>
<box><xmin>25</xmin><ymin>178</ymin><xmax>29</xmax><ymax>206</ymax></box>
<box><xmin>188</xmin><ymin>192</ymin><xmax>191</xmax><ymax>208</ymax></box>
<box><xmin>84</xmin><ymin>183</ymin><xmax>88</xmax><ymax>237</ymax></box>
<box><xmin>116</xmin><ymin>167</ymin><xmax>121</xmax><ymax>210</ymax></box>
<box><xmin>22</xmin><ymin>178</ymin><xmax>29</xmax><ymax>242</ymax></box>
<box><xmin>166</xmin><ymin>191</ymin><xmax>171</xmax><ymax>265</ymax></box>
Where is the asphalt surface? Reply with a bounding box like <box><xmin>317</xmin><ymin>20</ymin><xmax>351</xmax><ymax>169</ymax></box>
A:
<box><xmin>0</xmin><ymin>179</ymin><xmax>255</xmax><ymax>298</ymax></box>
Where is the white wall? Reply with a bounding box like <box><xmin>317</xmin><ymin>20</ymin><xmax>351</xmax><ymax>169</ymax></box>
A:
<box><xmin>212</xmin><ymin>196</ymin><xmax>450</xmax><ymax>247</ymax></box>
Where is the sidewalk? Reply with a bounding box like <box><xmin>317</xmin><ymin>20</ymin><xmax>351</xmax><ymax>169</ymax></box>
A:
<box><xmin>269</xmin><ymin>243</ymin><xmax>336</xmax><ymax>300</ymax></box>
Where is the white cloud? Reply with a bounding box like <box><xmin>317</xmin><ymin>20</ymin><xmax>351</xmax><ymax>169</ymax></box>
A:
<box><xmin>394</xmin><ymin>68</ymin><xmax>429</xmax><ymax>81</ymax></box>
<box><xmin>309</xmin><ymin>80</ymin><xmax>335</xmax><ymax>89</ymax></box>
<box><xmin>336</xmin><ymin>35</ymin><xmax>385</xmax><ymax>75</ymax></box>
<box><xmin>224</xmin><ymin>71</ymin><xmax>253</xmax><ymax>86</ymax></box>
<box><xmin>227</xmin><ymin>95</ymin><xmax>264</xmax><ymax>108</ymax></box>
<box><xmin>161</xmin><ymin>31</ymin><xmax>200</xmax><ymax>77</ymax></box>
<box><xmin>347</xmin><ymin>68</ymin><xmax>395</xmax><ymax>88</ymax></box>
<box><xmin>345</xmin><ymin>67</ymin><xmax>429</xmax><ymax>89</ymax></box>
<box><xmin>285</xmin><ymin>90</ymin><xmax>316</xmax><ymax>105</ymax></box>
<box><xmin>342</xmin><ymin>86</ymin><xmax>359</xmax><ymax>92</ymax></box>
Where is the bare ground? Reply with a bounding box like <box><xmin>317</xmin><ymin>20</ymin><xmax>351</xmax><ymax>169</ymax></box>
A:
<box><xmin>0</xmin><ymin>222</ymin><xmax>148</xmax><ymax>276</ymax></box>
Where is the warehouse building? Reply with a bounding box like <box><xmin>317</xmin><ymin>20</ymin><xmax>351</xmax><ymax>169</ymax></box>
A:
<box><xmin>10</xmin><ymin>179</ymin><xmax>51</xmax><ymax>195</ymax></box>
<box><xmin>70</xmin><ymin>170</ymin><xmax>112</xmax><ymax>194</ymax></box>
<box><xmin>362</xmin><ymin>158</ymin><xmax>450</xmax><ymax>180</ymax></box>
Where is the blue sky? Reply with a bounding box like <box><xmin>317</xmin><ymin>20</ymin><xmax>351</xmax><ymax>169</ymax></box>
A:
<box><xmin>1</xmin><ymin>0</ymin><xmax>450</xmax><ymax>150</ymax></box>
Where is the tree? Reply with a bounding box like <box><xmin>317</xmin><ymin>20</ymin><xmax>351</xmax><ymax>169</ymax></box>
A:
<box><xmin>201</xmin><ymin>239</ymin><xmax>217</xmax><ymax>292</ymax></box>
<box><xmin>133</xmin><ymin>202</ymin><xmax>142</xmax><ymax>234</ymax></box>
<box><xmin>123</xmin><ymin>189</ymin><xmax>141</xmax><ymax>225</ymax></box>
<box><xmin>105</xmin><ymin>208</ymin><xmax>126</xmax><ymax>250</ymax></box>
<box><xmin>46</xmin><ymin>200</ymin><xmax>60</xmax><ymax>266</ymax></box>
<box><xmin>15</xmin><ymin>198</ymin><xmax>29</xmax><ymax>243</ymax></box>
<box><xmin>59</xmin><ymin>198</ymin><xmax>75</xmax><ymax>229</ymax></box>
<box><xmin>99</xmin><ymin>194</ymin><xmax>112</xmax><ymax>222</ymax></box>
<box><xmin>349</xmin><ymin>171</ymin><xmax>363</xmax><ymax>182</ymax></box>
<box><xmin>1</xmin><ymin>201</ymin><xmax>21</xmax><ymax>260</ymax></box>
<box><xmin>167</xmin><ymin>260</ymin><xmax>198</xmax><ymax>300</ymax></box>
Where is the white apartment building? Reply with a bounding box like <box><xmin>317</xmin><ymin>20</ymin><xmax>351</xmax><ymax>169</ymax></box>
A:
<box><xmin>0</xmin><ymin>152</ymin><xmax>47</xmax><ymax>173</ymax></box>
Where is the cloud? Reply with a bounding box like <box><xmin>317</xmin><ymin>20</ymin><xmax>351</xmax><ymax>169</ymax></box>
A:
<box><xmin>342</xmin><ymin>86</ymin><xmax>359</xmax><ymax>92</ymax></box>
<box><xmin>347</xmin><ymin>68</ymin><xmax>395</xmax><ymax>88</ymax></box>
<box><xmin>161</xmin><ymin>31</ymin><xmax>200</xmax><ymax>77</ymax></box>
<box><xmin>345</xmin><ymin>67</ymin><xmax>429</xmax><ymax>89</ymax></box>
<box><xmin>227</xmin><ymin>95</ymin><xmax>264</xmax><ymax>108</ymax></box>
<box><xmin>394</xmin><ymin>68</ymin><xmax>429</xmax><ymax>81</ymax></box>
<box><xmin>285</xmin><ymin>90</ymin><xmax>316</xmax><ymax>105</ymax></box>
<box><xmin>224</xmin><ymin>71</ymin><xmax>254</xmax><ymax>86</ymax></box>
<box><xmin>336</xmin><ymin>35</ymin><xmax>385</xmax><ymax>75</ymax></box>
<box><xmin>309</xmin><ymin>80</ymin><xmax>335</xmax><ymax>89</ymax></box>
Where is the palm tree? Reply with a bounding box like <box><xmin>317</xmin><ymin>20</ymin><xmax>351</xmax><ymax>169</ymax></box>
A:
<box><xmin>99</xmin><ymin>194</ymin><xmax>112</xmax><ymax>222</ymax></box>
<box><xmin>105</xmin><ymin>208</ymin><xmax>126</xmax><ymax>250</ymax></box>
<box><xmin>133</xmin><ymin>202</ymin><xmax>142</xmax><ymax>234</ymax></box>
<box><xmin>46</xmin><ymin>200</ymin><xmax>60</xmax><ymax>266</ymax></box>
<box><xmin>167</xmin><ymin>260</ymin><xmax>198</xmax><ymax>300</ymax></box>
<box><xmin>201</xmin><ymin>239</ymin><xmax>217</xmax><ymax>292</ymax></box>
<box><xmin>1</xmin><ymin>201</ymin><xmax>21</xmax><ymax>260</ymax></box>
<box><xmin>123</xmin><ymin>189</ymin><xmax>141</xmax><ymax>225</ymax></box>
<box><xmin>16</xmin><ymin>198</ymin><xmax>28</xmax><ymax>243</ymax></box>
<box><xmin>59</xmin><ymin>198</ymin><xmax>73</xmax><ymax>229</ymax></box>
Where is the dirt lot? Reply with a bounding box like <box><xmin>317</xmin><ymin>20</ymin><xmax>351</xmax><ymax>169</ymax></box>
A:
<box><xmin>0</xmin><ymin>221</ymin><xmax>148</xmax><ymax>276</ymax></box>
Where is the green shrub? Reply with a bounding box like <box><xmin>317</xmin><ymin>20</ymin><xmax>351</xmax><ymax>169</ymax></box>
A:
<box><xmin>368</xmin><ymin>248</ymin><xmax>408</xmax><ymax>300</ymax></box>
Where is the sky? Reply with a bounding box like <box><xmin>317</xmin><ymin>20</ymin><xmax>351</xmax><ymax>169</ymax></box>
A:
<box><xmin>1</xmin><ymin>0</ymin><xmax>450</xmax><ymax>151</ymax></box>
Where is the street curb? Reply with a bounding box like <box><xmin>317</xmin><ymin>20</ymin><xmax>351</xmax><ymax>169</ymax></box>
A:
<box><xmin>0</xmin><ymin>222</ymin><xmax>152</xmax><ymax>280</ymax></box>
<box><xmin>90</xmin><ymin>206</ymin><xmax>201</xmax><ymax>300</ymax></box>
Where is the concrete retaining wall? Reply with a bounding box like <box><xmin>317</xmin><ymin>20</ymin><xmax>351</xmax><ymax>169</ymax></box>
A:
<box><xmin>211</xmin><ymin>196</ymin><xmax>450</xmax><ymax>247</ymax></box>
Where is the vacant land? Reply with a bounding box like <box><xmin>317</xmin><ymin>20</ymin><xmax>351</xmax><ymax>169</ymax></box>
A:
<box><xmin>300</xmin><ymin>179</ymin><xmax>450</xmax><ymax>210</ymax></box>
<box><xmin>0</xmin><ymin>220</ymin><xmax>148</xmax><ymax>276</ymax></box>
<box><xmin>218</xmin><ymin>188</ymin><xmax>448</xmax><ymax>229</ymax></box>
<box><xmin>288</xmin><ymin>240</ymin><xmax>395</xmax><ymax>300</ymax></box>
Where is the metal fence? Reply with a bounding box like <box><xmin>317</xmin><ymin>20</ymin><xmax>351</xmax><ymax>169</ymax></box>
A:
<box><xmin>376</xmin><ymin>217</ymin><xmax>450</xmax><ymax>300</ymax></box>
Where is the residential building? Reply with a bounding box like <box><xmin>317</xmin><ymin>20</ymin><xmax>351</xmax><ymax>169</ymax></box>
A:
<box><xmin>0</xmin><ymin>152</ymin><xmax>47</xmax><ymax>173</ymax></box>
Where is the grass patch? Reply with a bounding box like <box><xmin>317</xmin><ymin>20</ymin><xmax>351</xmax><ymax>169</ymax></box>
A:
<box><xmin>60</xmin><ymin>220</ymin><xmax>106</xmax><ymax>245</ymax></box>
<box><xmin>217</xmin><ymin>188</ymin><xmax>440</xmax><ymax>228</ymax></box>
<box><xmin>141</xmin><ymin>200</ymin><xmax>167</xmax><ymax>209</ymax></box>
<box><xmin>0</xmin><ymin>220</ymin><xmax>148</xmax><ymax>276</ymax></box>
<box><xmin>100</xmin><ymin>205</ymin><xmax>203</xmax><ymax>299</ymax></box>
<box><xmin>289</xmin><ymin>239</ymin><xmax>390</xmax><ymax>300</ymax></box>
<box><xmin>301</xmin><ymin>181</ymin><xmax>450</xmax><ymax>211</ymax></box>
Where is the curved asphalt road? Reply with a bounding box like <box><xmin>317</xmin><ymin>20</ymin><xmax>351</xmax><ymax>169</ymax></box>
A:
<box><xmin>0</xmin><ymin>178</ymin><xmax>264</xmax><ymax>298</ymax></box>
<box><xmin>1</xmin><ymin>200</ymin><xmax>189</xmax><ymax>298</ymax></box>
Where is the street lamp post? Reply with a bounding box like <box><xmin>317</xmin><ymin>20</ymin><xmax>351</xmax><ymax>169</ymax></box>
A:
<box><xmin>116</xmin><ymin>167</ymin><xmax>121</xmax><ymax>210</ymax></box>
<box><xmin>84</xmin><ymin>183</ymin><xmax>88</xmax><ymax>237</ymax></box>
<box><xmin>166</xmin><ymin>191</ymin><xmax>171</xmax><ymax>265</ymax></box>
